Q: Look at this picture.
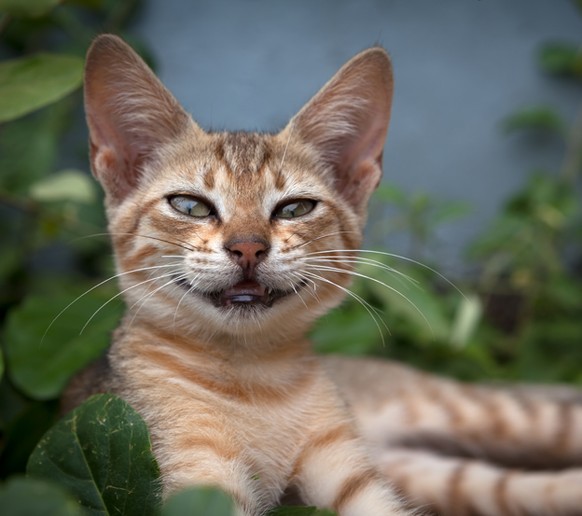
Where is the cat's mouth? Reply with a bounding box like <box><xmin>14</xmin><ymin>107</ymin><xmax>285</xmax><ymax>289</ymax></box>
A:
<box><xmin>174</xmin><ymin>277</ymin><xmax>298</xmax><ymax>308</ymax></box>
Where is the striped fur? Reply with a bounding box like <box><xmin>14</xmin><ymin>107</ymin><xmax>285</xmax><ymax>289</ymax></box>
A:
<box><xmin>63</xmin><ymin>34</ymin><xmax>582</xmax><ymax>516</ymax></box>
<box><xmin>325</xmin><ymin>356</ymin><xmax>582</xmax><ymax>515</ymax></box>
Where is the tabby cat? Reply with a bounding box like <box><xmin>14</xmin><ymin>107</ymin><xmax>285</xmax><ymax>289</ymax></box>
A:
<box><xmin>64</xmin><ymin>35</ymin><xmax>582</xmax><ymax>516</ymax></box>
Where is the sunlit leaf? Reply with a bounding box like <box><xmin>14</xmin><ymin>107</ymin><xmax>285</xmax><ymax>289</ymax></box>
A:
<box><xmin>0</xmin><ymin>0</ymin><xmax>61</xmax><ymax>18</ymax></box>
<box><xmin>28</xmin><ymin>394</ymin><xmax>161</xmax><ymax>516</ymax></box>
<box><xmin>0</xmin><ymin>54</ymin><xmax>83</xmax><ymax>122</ymax></box>
<box><xmin>0</xmin><ymin>476</ymin><xmax>84</xmax><ymax>516</ymax></box>
<box><xmin>449</xmin><ymin>295</ymin><xmax>482</xmax><ymax>347</ymax></box>
<box><xmin>30</xmin><ymin>169</ymin><xmax>97</xmax><ymax>204</ymax></box>
<box><xmin>3</xmin><ymin>286</ymin><xmax>122</xmax><ymax>400</ymax></box>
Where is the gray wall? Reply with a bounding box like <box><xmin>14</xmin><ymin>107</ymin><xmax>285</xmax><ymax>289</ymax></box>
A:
<box><xmin>135</xmin><ymin>0</ymin><xmax>581</xmax><ymax>274</ymax></box>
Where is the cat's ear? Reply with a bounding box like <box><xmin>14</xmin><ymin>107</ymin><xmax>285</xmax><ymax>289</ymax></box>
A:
<box><xmin>285</xmin><ymin>48</ymin><xmax>393</xmax><ymax>218</ymax></box>
<box><xmin>84</xmin><ymin>34</ymin><xmax>195</xmax><ymax>204</ymax></box>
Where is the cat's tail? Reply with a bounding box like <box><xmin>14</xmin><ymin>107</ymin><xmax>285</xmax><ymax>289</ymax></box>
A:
<box><xmin>323</xmin><ymin>355</ymin><xmax>582</xmax><ymax>515</ymax></box>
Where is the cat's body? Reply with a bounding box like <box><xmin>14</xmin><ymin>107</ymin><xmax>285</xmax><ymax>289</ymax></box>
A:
<box><xmin>64</xmin><ymin>35</ymin><xmax>582</xmax><ymax>516</ymax></box>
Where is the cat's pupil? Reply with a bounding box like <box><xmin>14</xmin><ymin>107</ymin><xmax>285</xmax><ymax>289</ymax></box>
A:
<box><xmin>275</xmin><ymin>200</ymin><xmax>316</xmax><ymax>219</ymax></box>
<box><xmin>169</xmin><ymin>195</ymin><xmax>212</xmax><ymax>218</ymax></box>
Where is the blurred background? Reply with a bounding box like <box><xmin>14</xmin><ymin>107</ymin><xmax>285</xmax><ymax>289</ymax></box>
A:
<box><xmin>0</xmin><ymin>0</ymin><xmax>581</xmax><ymax>500</ymax></box>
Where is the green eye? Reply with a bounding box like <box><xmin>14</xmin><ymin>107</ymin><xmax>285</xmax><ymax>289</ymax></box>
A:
<box><xmin>274</xmin><ymin>199</ymin><xmax>316</xmax><ymax>219</ymax></box>
<box><xmin>169</xmin><ymin>195</ymin><xmax>213</xmax><ymax>218</ymax></box>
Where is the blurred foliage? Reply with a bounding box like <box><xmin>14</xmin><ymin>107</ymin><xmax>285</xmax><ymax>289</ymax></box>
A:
<box><xmin>0</xmin><ymin>0</ymin><xmax>581</xmax><ymax>514</ymax></box>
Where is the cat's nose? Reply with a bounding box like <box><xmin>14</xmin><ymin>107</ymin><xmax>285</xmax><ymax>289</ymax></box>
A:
<box><xmin>224</xmin><ymin>238</ymin><xmax>270</xmax><ymax>277</ymax></box>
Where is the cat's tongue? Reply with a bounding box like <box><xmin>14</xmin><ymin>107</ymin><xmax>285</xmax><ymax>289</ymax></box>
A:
<box><xmin>222</xmin><ymin>280</ymin><xmax>267</xmax><ymax>305</ymax></box>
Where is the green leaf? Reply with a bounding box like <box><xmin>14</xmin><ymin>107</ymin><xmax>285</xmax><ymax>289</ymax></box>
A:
<box><xmin>0</xmin><ymin>476</ymin><xmax>84</xmax><ymax>516</ymax></box>
<box><xmin>30</xmin><ymin>169</ymin><xmax>97</xmax><ymax>204</ymax></box>
<box><xmin>3</xmin><ymin>286</ymin><xmax>122</xmax><ymax>400</ymax></box>
<box><xmin>539</xmin><ymin>43</ymin><xmax>582</xmax><ymax>78</ymax></box>
<box><xmin>162</xmin><ymin>486</ymin><xmax>235</xmax><ymax>516</ymax></box>
<box><xmin>28</xmin><ymin>394</ymin><xmax>162</xmax><ymax>516</ymax></box>
<box><xmin>502</xmin><ymin>107</ymin><xmax>565</xmax><ymax>135</ymax></box>
<box><xmin>0</xmin><ymin>100</ymin><xmax>69</xmax><ymax>195</ymax></box>
<box><xmin>0</xmin><ymin>0</ymin><xmax>61</xmax><ymax>18</ymax></box>
<box><xmin>0</xmin><ymin>54</ymin><xmax>83</xmax><ymax>123</ymax></box>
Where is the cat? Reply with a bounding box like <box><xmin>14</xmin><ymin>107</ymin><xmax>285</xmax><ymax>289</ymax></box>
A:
<box><xmin>63</xmin><ymin>34</ymin><xmax>582</xmax><ymax>516</ymax></box>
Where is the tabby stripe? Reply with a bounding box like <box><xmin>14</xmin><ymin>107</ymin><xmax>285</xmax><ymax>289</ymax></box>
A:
<box><xmin>554</xmin><ymin>402</ymin><xmax>574</xmax><ymax>454</ymax></box>
<box><xmin>140</xmin><ymin>347</ymin><xmax>313</xmax><ymax>404</ymax></box>
<box><xmin>180</xmin><ymin>434</ymin><xmax>239</xmax><ymax>462</ymax></box>
<box><xmin>121</xmin><ymin>243</ymin><xmax>160</xmax><ymax>272</ymax></box>
<box><xmin>447</xmin><ymin>463</ymin><xmax>469</xmax><ymax>515</ymax></box>
<box><xmin>493</xmin><ymin>470</ymin><xmax>514</xmax><ymax>515</ymax></box>
<box><xmin>114</xmin><ymin>197</ymin><xmax>160</xmax><ymax>247</ymax></box>
<box><xmin>291</xmin><ymin>424</ymin><xmax>354</xmax><ymax>480</ymax></box>
<box><xmin>333</xmin><ymin>469</ymin><xmax>381</xmax><ymax>511</ymax></box>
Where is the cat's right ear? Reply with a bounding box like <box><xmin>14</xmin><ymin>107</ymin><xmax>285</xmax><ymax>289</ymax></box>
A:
<box><xmin>84</xmin><ymin>35</ymin><xmax>195</xmax><ymax>204</ymax></box>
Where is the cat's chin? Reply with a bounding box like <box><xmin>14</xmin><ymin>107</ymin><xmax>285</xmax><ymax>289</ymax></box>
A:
<box><xmin>173</xmin><ymin>277</ymin><xmax>300</xmax><ymax>310</ymax></box>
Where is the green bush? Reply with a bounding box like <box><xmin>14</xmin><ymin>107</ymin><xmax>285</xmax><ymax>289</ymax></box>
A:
<box><xmin>0</xmin><ymin>1</ymin><xmax>581</xmax><ymax>514</ymax></box>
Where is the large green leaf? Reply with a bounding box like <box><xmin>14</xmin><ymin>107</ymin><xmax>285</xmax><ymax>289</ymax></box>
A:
<box><xmin>3</xmin><ymin>286</ymin><xmax>122</xmax><ymax>400</ymax></box>
<box><xmin>162</xmin><ymin>486</ymin><xmax>235</xmax><ymax>516</ymax></box>
<box><xmin>0</xmin><ymin>0</ymin><xmax>61</xmax><ymax>18</ymax></box>
<box><xmin>28</xmin><ymin>394</ymin><xmax>162</xmax><ymax>516</ymax></box>
<box><xmin>30</xmin><ymin>169</ymin><xmax>98</xmax><ymax>204</ymax></box>
<box><xmin>0</xmin><ymin>54</ymin><xmax>83</xmax><ymax>123</ymax></box>
<box><xmin>0</xmin><ymin>476</ymin><xmax>85</xmax><ymax>516</ymax></box>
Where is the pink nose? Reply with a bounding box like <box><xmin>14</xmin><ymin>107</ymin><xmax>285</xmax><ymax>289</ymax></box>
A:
<box><xmin>224</xmin><ymin>238</ymin><xmax>270</xmax><ymax>276</ymax></box>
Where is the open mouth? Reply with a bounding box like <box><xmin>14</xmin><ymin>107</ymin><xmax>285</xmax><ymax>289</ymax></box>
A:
<box><xmin>173</xmin><ymin>277</ymin><xmax>300</xmax><ymax>308</ymax></box>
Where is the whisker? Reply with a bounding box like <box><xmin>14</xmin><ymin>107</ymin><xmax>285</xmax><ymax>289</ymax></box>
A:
<box><xmin>288</xmin><ymin>230</ymin><xmax>359</xmax><ymax>251</ymax></box>
<box><xmin>41</xmin><ymin>263</ymin><xmax>182</xmax><ymax>344</ymax></box>
<box><xmin>79</xmin><ymin>270</ymin><xmax>180</xmax><ymax>334</ymax></box>
<box><xmin>301</xmin><ymin>270</ymin><xmax>388</xmax><ymax>345</ymax></box>
<box><xmin>303</xmin><ymin>256</ymin><xmax>419</xmax><ymax>286</ymax></box>
<box><xmin>305</xmin><ymin>248</ymin><xmax>465</xmax><ymax>298</ymax></box>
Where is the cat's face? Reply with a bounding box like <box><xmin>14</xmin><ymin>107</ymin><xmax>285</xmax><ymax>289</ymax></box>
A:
<box><xmin>84</xmin><ymin>36</ymin><xmax>393</xmax><ymax>341</ymax></box>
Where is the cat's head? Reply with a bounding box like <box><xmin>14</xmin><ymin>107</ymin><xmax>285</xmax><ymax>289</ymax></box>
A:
<box><xmin>84</xmin><ymin>35</ymin><xmax>393</xmax><ymax>343</ymax></box>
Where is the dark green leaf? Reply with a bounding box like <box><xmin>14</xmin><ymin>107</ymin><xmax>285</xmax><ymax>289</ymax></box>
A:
<box><xmin>3</xmin><ymin>286</ymin><xmax>122</xmax><ymax>400</ymax></box>
<box><xmin>502</xmin><ymin>107</ymin><xmax>565</xmax><ymax>135</ymax></box>
<box><xmin>0</xmin><ymin>54</ymin><xmax>83</xmax><ymax>122</ymax></box>
<box><xmin>162</xmin><ymin>486</ymin><xmax>235</xmax><ymax>516</ymax></box>
<box><xmin>28</xmin><ymin>394</ymin><xmax>162</xmax><ymax>516</ymax></box>
<box><xmin>0</xmin><ymin>0</ymin><xmax>61</xmax><ymax>18</ymax></box>
<box><xmin>539</xmin><ymin>43</ymin><xmax>582</xmax><ymax>78</ymax></box>
<box><xmin>0</xmin><ymin>476</ymin><xmax>84</xmax><ymax>516</ymax></box>
<box><xmin>0</xmin><ymin>96</ymin><xmax>72</xmax><ymax>195</ymax></box>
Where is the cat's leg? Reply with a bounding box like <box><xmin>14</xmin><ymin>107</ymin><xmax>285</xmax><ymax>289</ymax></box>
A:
<box><xmin>291</xmin><ymin>421</ymin><xmax>412</xmax><ymax>515</ymax></box>
<box><xmin>379</xmin><ymin>448</ymin><xmax>582</xmax><ymax>516</ymax></box>
<box><xmin>157</xmin><ymin>441</ymin><xmax>277</xmax><ymax>516</ymax></box>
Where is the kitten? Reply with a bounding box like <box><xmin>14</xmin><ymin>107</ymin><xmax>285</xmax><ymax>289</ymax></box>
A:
<box><xmin>65</xmin><ymin>34</ymin><xmax>409</xmax><ymax>516</ymax></box>
<box><xmin>64</xmin><ymin>35</ymin><xmax>582</xmax><ymax>516</ymax></box>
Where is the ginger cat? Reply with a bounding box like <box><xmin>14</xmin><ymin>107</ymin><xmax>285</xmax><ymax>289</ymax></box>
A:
<box><xmin>64</xmin><ymin>35</ymin><xmax>582</xmax><ymax>516</ymax></box>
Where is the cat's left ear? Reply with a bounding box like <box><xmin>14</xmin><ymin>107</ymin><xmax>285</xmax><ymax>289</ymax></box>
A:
<box><xmin>284</xmin><ymin>48</ymin><xmax>393</xmax><ymax>218</ymax></box>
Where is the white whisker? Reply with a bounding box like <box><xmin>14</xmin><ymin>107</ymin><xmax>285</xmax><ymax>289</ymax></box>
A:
<box><xmin>301</xmin><ymin>270</ymin><xmax>388</xmax><ymax>345</ymax></box>
<box><xmin>79</xmin><ymin>270</ymin><xmax>181</xmax><ymax>334</ymax></box>
<box><xmin>42</xmin><ymin>263</ymin><xmax>182</xmax><ymax>344</ymax></box>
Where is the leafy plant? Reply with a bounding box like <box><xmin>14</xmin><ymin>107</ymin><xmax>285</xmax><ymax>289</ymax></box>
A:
<box><xmin>1</xmin><ymin>0</ymin><xmax>581</xmax><ymax>514</ymax></box>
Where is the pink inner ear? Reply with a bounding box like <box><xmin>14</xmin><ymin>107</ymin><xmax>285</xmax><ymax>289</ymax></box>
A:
<box><xmin>285</xmin><ymin>48</ymin><xmax>393</xmax><ymax>216</ymax></box>
<box><xmin>84</xmin><ymin>34</ymin><xmax>192</xmax><ymax>205</ymax></box>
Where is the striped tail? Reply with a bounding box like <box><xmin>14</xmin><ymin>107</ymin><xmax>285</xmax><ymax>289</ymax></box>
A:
<box><xmin>324</xmin><ymin>355</ymin><xmax>582</xmax><ymax>515</ymax></box>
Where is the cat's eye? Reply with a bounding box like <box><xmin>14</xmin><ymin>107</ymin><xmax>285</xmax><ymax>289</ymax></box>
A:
<box><xmin>274</xmin><ymin>199</ymin><xmax>317</xmax><ymax>219</ymax></box>
<box><xmin>168</xmin><ymin>195</ymin><xmax>214</xmax><ymax>218</ymax></box>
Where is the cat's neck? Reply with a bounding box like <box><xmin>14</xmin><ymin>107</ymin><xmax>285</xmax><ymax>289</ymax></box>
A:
<box><xmin>116</xmin><ymin>315</ymin><xmax>313</xmax><ymax>365</ymax></box>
